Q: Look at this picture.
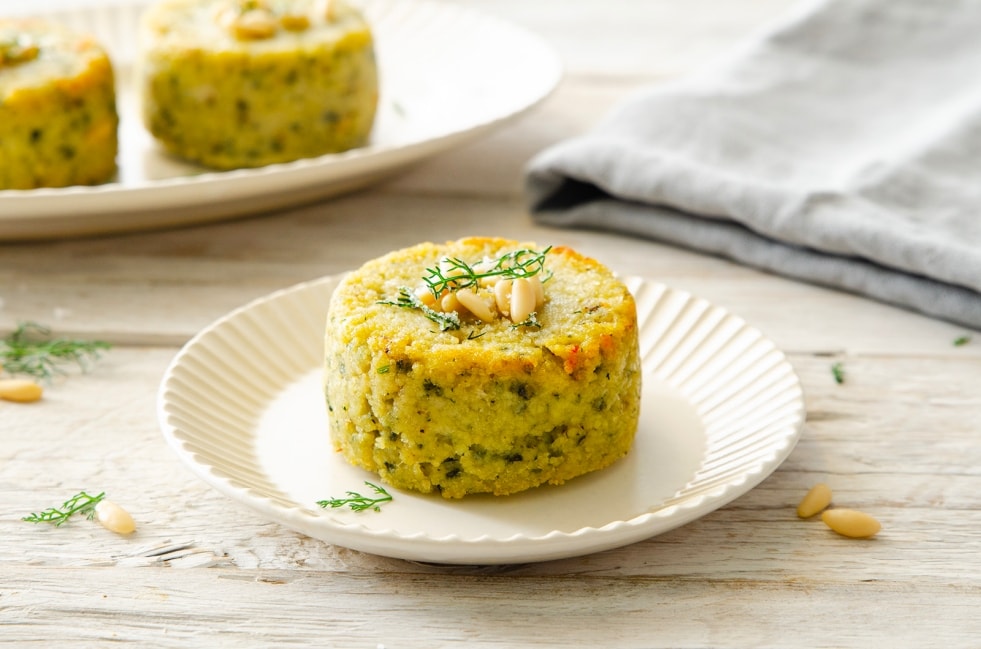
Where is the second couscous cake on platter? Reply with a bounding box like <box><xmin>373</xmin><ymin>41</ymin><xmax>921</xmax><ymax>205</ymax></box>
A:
<box><xmin>0</xmin><ymin>19</ymin><xmax>118</xmax><ymax>190</ymax></box>
<box><xmin>139</xmin><ymin>0</ymin><xmax>378</xmax><ymax>170</ymax></box>
<box><xmin>324</xmin><ymin>237</ymin><xmax>642</xmax><ymax>499</ymax></box>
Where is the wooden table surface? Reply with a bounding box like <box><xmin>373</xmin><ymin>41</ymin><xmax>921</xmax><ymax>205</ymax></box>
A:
<box><xmin>3</xmin><ymin>1</ymin><xmax>980</xmax><ymax>646</ymax></box>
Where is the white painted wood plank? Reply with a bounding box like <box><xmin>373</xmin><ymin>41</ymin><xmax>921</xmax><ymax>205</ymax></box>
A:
<box><xmin>2</xmin><ymin>566</ymin><xmax>979</xmax><ymax>647</ymax></box>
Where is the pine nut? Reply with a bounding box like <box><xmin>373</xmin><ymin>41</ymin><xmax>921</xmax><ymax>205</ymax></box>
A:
<box><xmin>0</xmin><ymin>36</ymin><xmax>39</xmax><ymax>66</ymax></box>
<box><xmin>471</xmin><ymin>258</ymin><xmax>491</xmax><ymax>274</ymax></box>
<box><xmin>95</xmin><ymin>499</ymin><xmax>136</xmax><ymax>535</ymax></box>
<box><xmin>797</xmin><ymin>483</ymin><xmax>832</xmax><ymax>518</ymax></box>
<box><xmin>510</xmin><ymin>278</ymin><xmax>536</xmax><ymax>323</ymax></box>
<box><xmin>441</xmin><ymin>292</ymin><xmax>461</xmax><ymax>314</ymax></box>
<box><xmin>494</xmin><ymin>279</ymin><xmax>513</xmax><ymax>317</ymax></box>
<box><xmin>0</xmin><ymin>379</ymin><xmax>43</xmax><ymax>403</ymax></box>
<box><xmin>455</xmin><ymin>289</ymin><xmax>496</xmax><ymax>323</ymax></box>
<box><xmin>440</xmin><ymin>259</ymin><xmax>466</xmax><ymax>278</ymax></box>
<box><xmin>821</xmin><ymin>508</ymin><xmax>881</xmax><ymax>538</ymax></box>
<box><xmin>233</xmin><ymin>9</ymin><xmax>278</xmax><ymax>39</ymax></box>
<box><xmin>279</xmin><ymin>12</ymin><xmax>310</xmax><ymax>31</ymax></box>
<box><xmin>473</xmin><ymin>259</ymin><xmax>501</xmax><ymax>287</ymax></box>
<box><xmin>414</xmin><ymin>286</ymin><xmax>437</xmax><ymax>308</ymax></box>
<box><xmin>530</xmin><ymin>274</ymin><xmax>545</xmax><ymax>309</ymax></box>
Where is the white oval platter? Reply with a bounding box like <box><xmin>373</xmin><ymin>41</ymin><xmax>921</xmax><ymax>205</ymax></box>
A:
<box><xmin>0</xmin><ymin>0</ymin><xmax>562</xmax><ymax>239</ymax></box>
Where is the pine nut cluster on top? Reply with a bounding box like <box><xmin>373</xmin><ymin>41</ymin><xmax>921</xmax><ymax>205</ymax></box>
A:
<box><xmin>410</xmin><ymin>247</ymin><xmax>551</xmax><ymax>328</ymax></box>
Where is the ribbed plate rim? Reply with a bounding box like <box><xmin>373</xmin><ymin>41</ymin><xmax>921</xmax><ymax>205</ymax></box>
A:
<box><xmin>158</xmin><ymin>274</ymin><xmax>805</xmax><ymax>563</ymax></box>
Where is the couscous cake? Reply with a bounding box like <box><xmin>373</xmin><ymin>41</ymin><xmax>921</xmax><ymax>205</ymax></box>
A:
<box><xmin>0</xmin><ymin>19</ymin><xmax>118</xmax><ymax>190</ymax></box>
<box><xmin>324</xmin><ymin>237</ymin><xmax>642</xmax><ymax>499</ymax></box>
<box><xmin>139</xmin><ymin>0</ymin><xmax>378</xmax><ymax>170</ymax></box>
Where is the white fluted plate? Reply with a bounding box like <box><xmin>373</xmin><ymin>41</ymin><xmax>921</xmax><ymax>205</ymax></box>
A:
<box><xmin>158</xmin><ymin>275</ymin><xmax>804</xmax><ymax>564</ymax></box>
<box><xmin>0</xmin><ymin>0</ymin><xmax>561</xmax><ymax>239</ymax></box>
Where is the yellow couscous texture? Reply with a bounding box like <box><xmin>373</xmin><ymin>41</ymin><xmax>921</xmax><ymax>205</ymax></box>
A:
<box><xmin>0</xmin><ymin>19</ymin><xmax>118</xmax><ymax>190</ymax></box>
<box><xmin>139</xmin><ymin>0</ymin><xmax>378</xmax><ymax>170</ymax></box>
<box><xmin>324</xmin><ymin>237</ymin><xmax>642</xmax><ymax>499</ymax></box>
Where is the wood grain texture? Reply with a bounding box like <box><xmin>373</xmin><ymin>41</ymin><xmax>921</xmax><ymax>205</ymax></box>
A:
<box><xmin>2</xmin><ymin>0</ymin><xmax>980</xmax><ymax>646</ymax></box>
<box><xmin>4</xmin><ymin>566</ymin><xmax>980</xmax><ymax>648</ymax></box>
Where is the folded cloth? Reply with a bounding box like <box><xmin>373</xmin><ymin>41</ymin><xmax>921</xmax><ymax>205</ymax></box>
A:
<box><xmin>525</xmin><ymin>0</ymin><xmax>981</xmax><ymax>329</ymax></box>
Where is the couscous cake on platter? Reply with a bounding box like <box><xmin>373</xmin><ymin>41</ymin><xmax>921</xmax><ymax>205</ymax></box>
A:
<box><xmin>139</xmin><ymin>0</ymin><xmax>378</xmax><ymax>170</ymax></box>
<box><xmin>0</xmin><ymin>19</ymin><xmax>118</xmax><ymax>190</ymax></box>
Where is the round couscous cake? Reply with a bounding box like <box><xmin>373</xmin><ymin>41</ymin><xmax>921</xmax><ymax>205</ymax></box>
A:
<box><xmin>324</xmin><ymin>237</ymin><xmax>642</xmax><ymax>499</ymax></box>
<box><xmin>0</xmin><ymin>19</ymin><xmax>118</xmax><ymax>190</ymax></box>
<box><xmin>139</xmin><ymin>0</ymin><xmax>378</xmax><ymax>170</ymax></box>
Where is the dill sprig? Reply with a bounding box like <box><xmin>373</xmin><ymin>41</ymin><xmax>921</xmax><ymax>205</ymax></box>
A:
<box><xmin>317</xmin><ymin>481</ymin><xmax>393</xmax><ymax>513</ymax></box>
<box><xmin>953</xmin><ymin>335</ymin><xmax>971</xmax><ymax>347</ymax></box>
<box><xmin>422</xmin><ymin>246</ymin><xmax>552</xmax><ymax>299</ymax></box>
<box><xmin>378</xmin><ymin>287</ymin><xmax>461</xmax><ymax>331</ymax></box>
<box><xmin>22</xmin><ymin>491</ymin><xmax>106</xmax><ymax>526</ymax></box>
<box><xmin>510</xmin><ymin>311</ymin><xmax>543</xmax><ymax>329</ymax></box>
<box><xmin>378</xmin><ymin>247</ymin><xmax>552</xmax><ymax>329</ymax></box>
<box><xmin>0</xmin><ymin>322</ymin><xmax>111</xmax><ymax>381</ymax></box>
<box><xmin>831</xmin><ymin>362</ymin><xmax>845</xmax><ymax>385</ymax></box>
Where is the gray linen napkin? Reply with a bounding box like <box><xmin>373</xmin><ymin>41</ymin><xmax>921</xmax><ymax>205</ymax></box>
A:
<box><xmin>525</xmin><ymin>0</ymin><xmax>981</xmax><ymax>329</ymax></box>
